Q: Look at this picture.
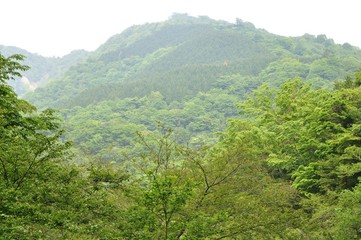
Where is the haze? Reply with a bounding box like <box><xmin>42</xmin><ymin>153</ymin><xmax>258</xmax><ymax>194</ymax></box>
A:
<box><xmin>1</xmin><ymin>0</ymin><xmax>360</xmax><ymax>57</ymax></box>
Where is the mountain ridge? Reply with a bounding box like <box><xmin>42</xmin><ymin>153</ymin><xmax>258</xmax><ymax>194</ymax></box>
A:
<box><xmin>3</xmin><ymin>14</ymin><xmax>361</xmax><ymax>108</ymax></box>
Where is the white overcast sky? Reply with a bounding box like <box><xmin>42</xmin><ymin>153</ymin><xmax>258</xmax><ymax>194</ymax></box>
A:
<box><xmin>1</xmin><ymin>0</ymin><xmax>360</xmax><ymax>57</ymax></box>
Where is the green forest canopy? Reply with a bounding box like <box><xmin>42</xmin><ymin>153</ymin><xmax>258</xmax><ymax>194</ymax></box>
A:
<box><xmin>1</xmin><ymin>52</ymin><xmax>361</xmax><ymax>239</ymax></box>
<box><xmin>24</xmin><ymin>14</ymin><xmax>361</xmax><ymax>109</ymax></box>
<box><xmin>2</xmin><ymin>12</ymin><xmax>361</xmax><ymax>240</ymax></box>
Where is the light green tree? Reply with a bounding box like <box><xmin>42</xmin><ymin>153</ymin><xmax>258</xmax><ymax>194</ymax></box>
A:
<box><xmin>0</xmin><ymin>54</ymin><xmax>71</xmax><ymax>190</ymax></box>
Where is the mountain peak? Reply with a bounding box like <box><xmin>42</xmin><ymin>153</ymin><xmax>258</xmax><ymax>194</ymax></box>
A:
<box><xmin>20</xmin><ymin>15</ymin><xmax>361</xmax><ymax>108</ymax></box>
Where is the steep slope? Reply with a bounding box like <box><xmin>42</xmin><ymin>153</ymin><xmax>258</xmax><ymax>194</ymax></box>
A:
<box><xmin>0</xmin><ymin>45</ymin><xmax>89</xmax><ymax>95</ymax></box>
<box><xmin>25</xmin><ymin>14</ymin><xmax>361</xmax><ymax>109</ymax></box>
<box><xmin>18</xmin><ymin>16</ymin><xmax>262</xmax><ymax>107</ymax></box>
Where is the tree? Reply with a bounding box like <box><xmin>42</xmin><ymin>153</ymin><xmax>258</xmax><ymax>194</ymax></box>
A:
<box><xmin>236</xmin><ymin>75</ymin><xmax>361</xmax><ymax>237</ymax></box>
<box><xmin>0</xmin><ymin>53</ymin><xmax>71</xmax><ymax>190</ymax></box>
<box><xmin>0</xmin><ymin>53</ymin><xmax>131</xmax><ymax>239</ymax></box>
<box><xmin>333</xmin><ymin>183</ymin><xmax>361</xmax><ymax>239</ymax></box>
<box><xmin>120</xmin><ymin>123</ymin><xmax>306</xmax><ymax>239</ymax></box>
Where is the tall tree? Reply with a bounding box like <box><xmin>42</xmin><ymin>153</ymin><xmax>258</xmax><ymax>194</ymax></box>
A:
<box><xmin>120</xmin><ymin>124</ymin><xmax>306</xmax><ymax>239</ymax></box>
<box><xmin>0</xmin><ymin>53</ymin><xmax>71</xmax><ymax>190</ymax></box>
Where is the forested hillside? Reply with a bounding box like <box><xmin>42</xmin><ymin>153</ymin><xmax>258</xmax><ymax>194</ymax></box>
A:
<box><xmin>2</xmin><ymin>14</ymin><xmax>361</xmax><ymax>239</ymax></box>
<box><xmin>20</xmin><ymin>14</ymin><xmax>361</xmax><ymax>161</ymax></box>
<box><xmin>25</xmin><ymin>14</ymin><xmax>361</xmax><ymax>109</ymax></box>
<box><xmin>2</xmin><ymin>52</ymin><xmax>361</xmax><ymax>239</ymax></box>
<box><xmin>0</xmin><ymin>45</ymin><xmax>88</xmax><ymax>95</ymax></box>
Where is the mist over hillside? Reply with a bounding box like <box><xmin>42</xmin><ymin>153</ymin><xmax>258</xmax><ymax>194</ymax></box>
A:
<box><xmin>0</xmin><ymin>45</ymin><xmax>88</xmax><ymax>96</ymax></box>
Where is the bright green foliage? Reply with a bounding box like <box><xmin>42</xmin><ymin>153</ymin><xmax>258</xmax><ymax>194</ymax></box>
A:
<box><xmin>0</xmin><ymin>53</ymin><xmax>128</xmax><ymax>239</ymax></box>
<box><xmin>333</xmin><ymin>183</ymin><xmax>361</xmax><ymax>239</ymax></box>
<box><xmin>0</xmin><ymin>54</ymin><xmax>69</xmax><ymax>190</ymax></box>
<box><xmin>239</xmin><ymin>75</ymin><xmax>361</xmax><ymax>195</ymax></box>
<box><xmin>0</xmin><ymin>54</ymin><xmax>70</xmax><ymax>236</ymax></box>
<box><xmin>0</xmin><ymin>54</ymin><xmax>30</xmax><ymax>82</ymax></box>
<box><xmin>4</xmin><ymin>25</ymin><xmax>361</xmax><ymax>238</ymax></box>
<box><xmin>118</xmin><ymin>124</ymin><xmax>307</xmax><ymax>239</ymax></box>
<box><xmin>0</xmin><ymin>160</ymin><xmax>128</xmax><ymax>239</ymax></box>
<box><xmin>233</xmin><ymin>71</ymin><xmax>361</xmax><ymax>237</ymax></box>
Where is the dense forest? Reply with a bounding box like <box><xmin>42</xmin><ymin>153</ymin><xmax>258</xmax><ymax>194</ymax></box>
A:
<box><xmin>24</xmin><ymin>14</ymin><xmax>361</xmax><ymax>109</ymax></box>
<box><xmin>1</xmin><ymin>14</ymin><xmax>361</xmax><ymax>239</ymax></box>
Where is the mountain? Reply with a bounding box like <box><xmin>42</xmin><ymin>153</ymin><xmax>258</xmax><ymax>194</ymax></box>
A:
<box><xmin>5</xmin><ymin>14</ymin><xmax>361</xmax><ymax>161</ymax></box>
<box><xmin>0</xmin><ymin>45</ymin><xmax>89</xmax><ymax>95</ymax></box>
<box><xmin>4</xmin><ymin>14</ymin><xmax>361</xmax><ymax>239</ymax></box>
<box><xmin>24</xmin><ymin>14</ymin><xmax>361</xmax><ymax>109</ymax></box>
<box><xmin>3</xmin><ymin>14</ymin><xmax>361</xmax><ymax>239</ymax></box>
